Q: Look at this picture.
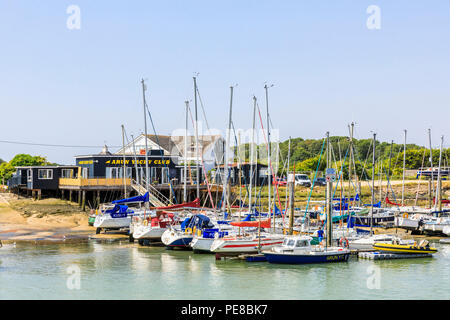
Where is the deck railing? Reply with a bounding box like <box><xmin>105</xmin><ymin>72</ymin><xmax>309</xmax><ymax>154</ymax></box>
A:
<box><xmin>59</xmin><ymin>178</ymin><xmax>131</xmax><ymax>187</ymax></box>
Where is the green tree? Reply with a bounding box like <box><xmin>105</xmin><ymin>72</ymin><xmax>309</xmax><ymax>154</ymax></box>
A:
<box><xmin>0</xmin><ymin>162</ymin><xmax>15</xmax><ymax>182</ymax></box>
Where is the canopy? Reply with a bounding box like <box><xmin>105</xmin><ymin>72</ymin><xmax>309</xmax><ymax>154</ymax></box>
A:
<box><xmin>385</xmin><ymin>197</ymin><xmax>401</xmax><ymax>206</ymax></box>
<box><xmin>112</xmin><ymin>192</ymin><xmax>149</xmax><ymax>204</ymax></box>
<box><xmin>230</xmin><ymin>218</ymin><xmax>272</xmax><ymax>228</ymax></box>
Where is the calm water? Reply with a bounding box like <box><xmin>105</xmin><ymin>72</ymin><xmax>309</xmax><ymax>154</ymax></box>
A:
<box><xmin>0</xmin><ymin>241</ymin><xmax>449</xmax><ymax>300</ymax></box>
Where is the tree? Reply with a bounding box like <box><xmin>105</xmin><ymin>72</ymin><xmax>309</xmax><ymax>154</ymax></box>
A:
<box><xmin>0</xmin><ymin>162</ymin><xmax>15</xmax><ymax>182</ymax></box>
<box><xmin>9</xmin><ymin>154</ymin><xmax>49</xmax><ymax>167</ymax></box>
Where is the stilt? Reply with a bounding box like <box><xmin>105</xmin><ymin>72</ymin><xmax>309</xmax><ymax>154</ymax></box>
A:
<box><xmin>96</xmin><ymin>191</ymin><xmax>100</xmax><ymax>208</ymax></box>
<box><xmin>82</xmin><ymin>190</ymin><xmax>86</xmax><ymax>211</ymax></box>
<box><xmin>69</xmin><ymin>190</ymin><xmax>72</xmax><ymax>202</ymax></box>
<box><xmin>37</xmin><ymin>189</ymin><xmax>41</xmax><ymax>200</ymax></box>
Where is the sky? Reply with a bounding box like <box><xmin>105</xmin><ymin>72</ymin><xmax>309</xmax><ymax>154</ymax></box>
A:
<box><xmin>0</xmin><ymin>1</ymin><xmax>449</xmax><ymax>164</ymax></box>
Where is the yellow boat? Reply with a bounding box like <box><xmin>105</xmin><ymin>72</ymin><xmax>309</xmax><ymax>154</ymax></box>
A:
<box><xmin>373</xmin><ymin>240</ymin><xmax>438</xmax><ymax>254</ymax></box>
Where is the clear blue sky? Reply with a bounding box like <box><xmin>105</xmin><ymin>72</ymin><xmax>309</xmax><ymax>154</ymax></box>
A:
<box><xmin>1</xmin><ymin>1</ymin><xmax>449</xmax><ymax>164</ymax></box>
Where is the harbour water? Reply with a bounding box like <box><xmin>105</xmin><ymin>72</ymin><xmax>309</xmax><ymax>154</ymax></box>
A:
<box><xmin>1</xmin><ymin>241</ymin><xmax>449</xmax><ymax>300</ymax></box>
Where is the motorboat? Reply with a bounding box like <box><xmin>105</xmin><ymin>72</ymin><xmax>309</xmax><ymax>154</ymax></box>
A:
<box><xmin>349</xmin><ymin>234</ymin><xmax>413</xmax><ymax>250</ymax></box>
<box><xmin>263</xmin><ymin>235</ymin><xmax>350</xmax><ymax>264</ymax></box>
<box><xmin>373</xmin><ymin>239</ymin><xmax>438</xmax><ymax>254</ymax></box>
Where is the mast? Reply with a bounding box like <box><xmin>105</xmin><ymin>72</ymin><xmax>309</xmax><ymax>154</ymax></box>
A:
<box><xmin>370</xmin><ymin>133</ymin><xmax>376</xmax><ymax>235</ymax></box>
<box><xmin>193</xmin><ymin>77</ymin><xmax>200</xmax><ymax>199</ymax></box>
<box><xmin>402</xmin><ymin>129</ymin><xmax>407</xmax><ymax>206</ymax></box>
<box><xmin>264</xmin><ymin>84</ymin><xmax>273</xmax><ymax>231</ymax></box>
<box><xmin>223</xmin><ymin>86</ymin><xmax>234</xmax><ymax>214</ymax></box>
<box><xmin>141</xmin><ymin>79</ymin><xmax>149</xmax><ymax>192</ymax></box>
<box><xmin>121</xmin><ymin>125</ymin><xmax>127</xmax><ymax>198</ymax></box>
<box><xmin>131</xmin><ymin>134</ymin><xmax>140</xmax><ymax>187</ymax></box>
<box><xmin>428</xmin><ymin>128</ymin><xmax>435</xmax><ymax>201</ymax></box>
<box><xmin>348</xmin><ymin>123</ymin><xmax>354</xmax><ymax>210</ymax></box>
<box><xmin>435</xmin><ymin>135</ymin><xmax>444</xmax><ymax>214</ymax></box>
<box><xmin>248</xmin><ymin>96</ymin><xmax>257</xmax><ymax>214</ymax></box>
<box><xmin>385</xmin><ymin>140</ymin><xmax>394</xmax><ymax>204</ymax></box>
<box><xmin>326</xmin><ymin>132</ymin><xmax>332</xmax><ymax>249</ymax></box>
<box><xmin>184</xmin><ymin>101</ymin><xmax>189</xmax><ymax>203</ymax></box>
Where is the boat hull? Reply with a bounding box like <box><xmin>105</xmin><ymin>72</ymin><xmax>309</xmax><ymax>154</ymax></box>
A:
<box><xmin>133</xmin><ymin>226</ymin><xmax>167</xmax><ymax>240</ymax></box>
<box><xmin>93</xmin><ymin>215</ymin><xmax>131</xmax><ymax>229</ymax></box>
<box><xmin>264</xmin><ymin>251</ymin><xmax>350</xmax><ymax>264</ymax></box>
<box><xmin>211</xmin><ymin>237</ymin><xmax>284</xmax><ymax>255</ymax></box>
<box><xmin>161</xmin><ymin>229</ymin><xmax>193</xmax><ymax>248</ymax></box>
<box><xmin>372</xmin><ymin>243</ymin><xmax>437</xmax><ymax>254</ymax></box>
<box><xmin>190</xmin><ymin>237</ymin><xmax>214</xmax><ymax>253</ymax></box>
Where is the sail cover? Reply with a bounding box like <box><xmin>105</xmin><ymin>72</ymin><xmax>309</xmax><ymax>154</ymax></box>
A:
<box><xmin>230</xmin><ymin>218</ymin><xmax>272</xmax><ymax>228</ymax></box>
<box><xmin>112</xmin><ymin>192</ymin><xmax>149</xmax><ymax>204</ymax></box>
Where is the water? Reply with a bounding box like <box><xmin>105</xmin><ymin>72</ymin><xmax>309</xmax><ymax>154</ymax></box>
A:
<box><xmin>1</xmin><ymin>241</ymin><xmax>449</xmax><ymax>299</ymax></box>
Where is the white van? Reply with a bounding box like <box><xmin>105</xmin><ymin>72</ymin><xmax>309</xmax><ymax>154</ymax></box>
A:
<box><xmin>294</xmin><ymin>174</ymin><xmax>311</xmax><ymax>187</ymax></box>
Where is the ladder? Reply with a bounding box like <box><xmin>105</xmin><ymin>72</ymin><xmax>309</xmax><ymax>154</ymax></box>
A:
<box><xmin>131</xmin><ymin>179</ymin><xmax>171</xmax><ymax>208</ymax></box>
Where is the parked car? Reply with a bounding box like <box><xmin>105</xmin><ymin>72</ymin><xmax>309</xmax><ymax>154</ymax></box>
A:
<box><xmin>294</xmin><ymin>174</ymin><xmax>311</xmax><ymax>187</ymax></box>
<box><xmin>314</xmin><ymin>177</ymin><xmax>326</xmax><ymax>186</ymax></box>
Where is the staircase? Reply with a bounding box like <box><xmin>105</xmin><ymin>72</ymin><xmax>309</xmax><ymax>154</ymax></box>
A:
<box><xmin>131</xmin><ymin>179</ymin><xmax>171</xmax><ymax>208</ymax></box>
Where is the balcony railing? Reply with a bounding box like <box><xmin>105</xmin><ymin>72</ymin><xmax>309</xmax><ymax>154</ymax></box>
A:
<box><xmin>59</xmin><ymin>178</ymin><xmax>131</xmax><ymax>187</ymax></box>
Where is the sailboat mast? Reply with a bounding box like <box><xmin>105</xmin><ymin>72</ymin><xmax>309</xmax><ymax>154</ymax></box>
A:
<box><xmin>326</xmin><ymin>132</ymin><xmax>332</xmax><ymax>249</ymax></box>
<box><xmin>248</xmin><ymin>96</ymin><xmax>257</xmax><ymax>214</ymax></box>
<box><xmin>131</xmin><ymin>134</ymin><xmax>140</xmax><ymax>187</ymax></box>
<box><xmin>193</xmin><ymin>77</ymin><xmax>200</xmax><ymax>199</ymax></box>
<box><xmin>370</xmin><ymin>133</ymin><xmax>376</xmax><ymax>235</ymax></box>
<box><xmin>184</xmin><ymin>101</ymin><xmax>189</xmax><ymax>203</ymax></box>
<box><xmin>141</xmin><ymin>79</ymin><xmax>149</xmax><ymax>192</ymax></box>
<box><xmin>428</xmin><ymin>128</ymin><xmax>435</xmax><ymax>200</ymax></box>
<box><xmin>348</xmin><ymin>123</ymin><xmax>354</xmax><ymax>210</ymax></box>
<box><xmin>121</xmin><ymin>125</ymin><xmax>127</xmax><ymax>198</ymax></box>
<box><xmin>402</xmin><ymin>129</ymin><xmax>407</xmax><ymax>206</ymax></box>
<box><xmin>223</xmin><ymin>86</ymin><xmax>234</xmax><ymax>213</ymax></box>
<box><xmin>264</xmin><ymin>84</ymin><xmax>273</xmax><ymax>231</ymax></box>
<box><xmin>435</xmin><ymin>135</ymin><xmax>444</xmax><ymax>214</ymax></box>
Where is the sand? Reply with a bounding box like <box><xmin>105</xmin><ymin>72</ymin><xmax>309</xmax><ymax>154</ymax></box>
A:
<box><xmin>0</xmin><ymin>193</ymin><xmax>94</xmax><ymax>243</ymax></box>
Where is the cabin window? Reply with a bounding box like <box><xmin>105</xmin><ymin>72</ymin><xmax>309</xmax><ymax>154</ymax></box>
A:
<box><xmin>295</xmin><ymin>240</ymin><xmax>308</xmax><ymax>247</ymax></box>
<box><xmin>38</xmin><ymin>169</ymin><xmax>53</xmax><ymax>180</ymax></box>
<box><xmin>287</xmin><ymin>240</ymin><xmax>295</xmax><ymax>247</ymax></box>
<box><xmin>61</xmin><ymin>169</ymin><xmax>73</xmax><ymax>178</ymax></box>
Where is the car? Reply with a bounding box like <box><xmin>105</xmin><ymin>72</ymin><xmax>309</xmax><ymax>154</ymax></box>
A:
<box><xmin>294</xmin><ymin>174</ymin><xmax>311</xmax><ymax>187</ymax></box>
<box><xmin>314</xmin><ymin>177</ymin><xmax>326</xmax><ymax>186</ymax></box>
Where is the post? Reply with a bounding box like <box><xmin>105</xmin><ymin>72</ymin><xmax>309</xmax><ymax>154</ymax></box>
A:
<box><xmin>69</xmin><ymin>190</ymin><xmax>72</xmax><ymax>202</ymax></box>
<box><xmin>81</xmin><ymin>190</ymin><xmax>86</xmax><ymax>211</ymax></box>
<box><xmin>96</xmin><ymin>191</ymin><xmax>100</xmax><ymax>208</ymax></box>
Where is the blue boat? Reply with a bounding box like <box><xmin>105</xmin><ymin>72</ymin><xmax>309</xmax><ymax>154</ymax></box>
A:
<box><xmin>161</xmin><ymin>214</ymin><xmax>214</xmax><ymax>249</ymax></box>
<box><xmin>263</xmin><ymin>236</ymin><xmax>350</xmax><ymax>264</ymax></box>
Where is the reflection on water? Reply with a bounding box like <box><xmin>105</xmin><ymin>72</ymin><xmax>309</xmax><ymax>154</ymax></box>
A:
<box><xmin>0</xmin><ymin>242</ymin><xmax>449</xmax><ymax>299</ymax></box>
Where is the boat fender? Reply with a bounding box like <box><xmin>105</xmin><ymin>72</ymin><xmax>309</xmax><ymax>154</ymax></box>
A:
<box><xmin>143</xmin><ymin>219</ymin><xmax>148</xmax><ymax>226</ymax></box>
<box><xmin>214</xmin><ymin>233</ymin><xmax>219</xmax><ymax>240</ymax></box>
<box><xmin>193</xmin><ymin>227</ymin><xmax>197</xmax><ymax>235</ymax></box>
<box><xmin>402</xmin><ymin>212</ymin><xmax>409</xmax><ymax>219</ymax></box>
<box><xmin>339</xmin><ymin>237</ymin><xmax>349</xmax><ymax>248</ymax></box>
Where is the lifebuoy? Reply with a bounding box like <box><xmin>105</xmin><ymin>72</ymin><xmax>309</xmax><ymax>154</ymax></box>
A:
<box><xmin>339</xmin><ymin>237</ymin><xmax>349</xmax><ymax>248</ymax></box>
<box><xmin>185</xmin><ymin>227</ymin><xmax>192</xmax><ymax>234</ymax></box>
<box><xmin>402</xmin><ymin>212</ymin><xmax>409</xmax><ymax>219</ymax></box>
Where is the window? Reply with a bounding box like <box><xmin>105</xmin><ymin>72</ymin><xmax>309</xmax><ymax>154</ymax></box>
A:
<box><xmin>161</xmin><ymin>167</ymin><xmax>169</xmax><ymax>184</ymax></box>
<box><xmin>61</xmin><ymin>169</ymin><xmax>73</xmax><ymax>178</ymax></box>
<box><xmin>27</xmin><ymin>169</ymin><xmax>32</xmax><ymax>182</ymax></box>
<box><xmin>38</xmin><ymin>169</ymin><xmax>53</xmax><ymax>180</ymax></box>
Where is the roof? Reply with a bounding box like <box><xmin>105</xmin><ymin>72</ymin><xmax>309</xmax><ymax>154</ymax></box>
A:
<box><xmin>15</xmin><ymin>165</ymin><xmax>78</xmax><ymax>169</ymax></box>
